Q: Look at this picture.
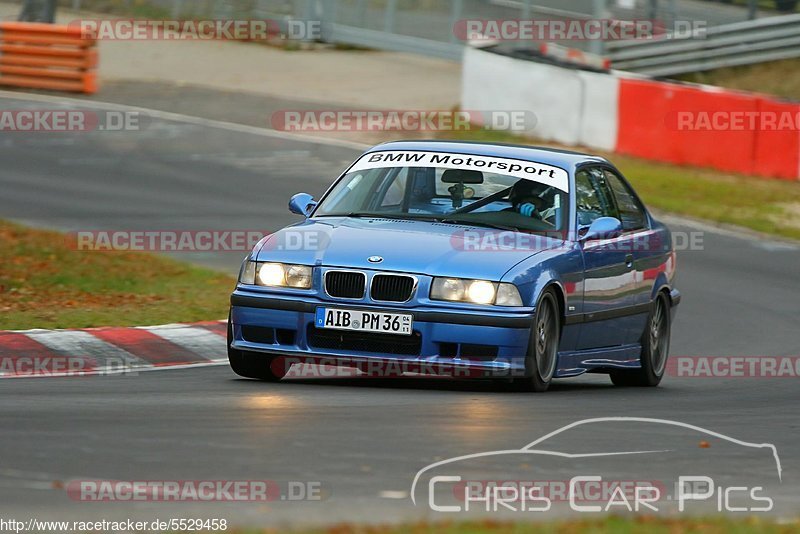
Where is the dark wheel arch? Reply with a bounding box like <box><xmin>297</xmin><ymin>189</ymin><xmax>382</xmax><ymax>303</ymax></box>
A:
<box><xmin>610</xmin><ymin>290</ymin><xmax>671</xmax><ymax>387</ymax></box>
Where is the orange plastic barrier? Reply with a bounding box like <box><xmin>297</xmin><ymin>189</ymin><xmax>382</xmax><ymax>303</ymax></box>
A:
<box><xmin>0</xmin><ymin>22</ymin><xmax>97</xmax><ymax>94</ymax></box>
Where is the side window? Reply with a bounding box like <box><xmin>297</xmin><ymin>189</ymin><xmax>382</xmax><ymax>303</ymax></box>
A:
<box><xmin>575</xmin><ymin>168</ymin><xmax>618</xmax><ymax>227</ymax></box>
<box><xmin>603</xmin><ymin>170</ymin><xmax>647</xmax><ymax>231</ymax></box>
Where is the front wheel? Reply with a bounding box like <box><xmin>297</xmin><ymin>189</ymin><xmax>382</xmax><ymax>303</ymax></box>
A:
<box><xmin>610</xmin><ymin>292</ymin><xmax>671</xmax><ymax>387</ymax></box>
<box><xmin>515</xmin><ymin>290</ymin><xmax>561</xmax><ymax>392</ymax></box>
<box><xmin>227</xmin><ymin>316</ymin><xmax>284</xmax><ymax>381</ymax></box>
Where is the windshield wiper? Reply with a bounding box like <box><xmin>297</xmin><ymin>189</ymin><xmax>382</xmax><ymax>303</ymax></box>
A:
<box><xmin>319</xmin><ymin>212</ymin><xmax>444</xmax><ymax>223</ymax></box>
<box><xmin>439</xmin><ymin>217</ymin><xmax>520</xmax><ymax>232</ymax></box>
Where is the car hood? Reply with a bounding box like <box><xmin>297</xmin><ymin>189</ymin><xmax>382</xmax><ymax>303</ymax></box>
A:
<box><xmin>255</xmin><ymin>217</ymin><xmax>563</xmax><ymax>280</ymax></box>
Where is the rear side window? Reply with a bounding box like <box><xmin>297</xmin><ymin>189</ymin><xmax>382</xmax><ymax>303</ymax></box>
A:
<box><xmin>603</xmin><ymin>170</ymin><xmax>648</xmax><ymax>231</ymax></box>
<box><xmin>575</xmin><ymin>168</ymin><xmax>619</xmax><ymax>227</ymax></box>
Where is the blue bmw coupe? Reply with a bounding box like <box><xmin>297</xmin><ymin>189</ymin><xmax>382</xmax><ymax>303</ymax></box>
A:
<box><xmin>228</xmin><ymin>141</ymin><xmax>680</xmax><ymax>391</ymax></box>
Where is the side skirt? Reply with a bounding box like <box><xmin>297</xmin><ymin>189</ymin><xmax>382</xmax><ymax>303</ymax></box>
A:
<box><xmin>554</xmin><ymin>344</ymin><xmax>642</xmax><ymax>378</ymax></box>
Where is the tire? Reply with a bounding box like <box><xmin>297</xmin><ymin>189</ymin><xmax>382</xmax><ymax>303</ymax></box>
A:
<box><xmin>610</xmin><ymin>292</ymin><xmax>671</xmax><ymax>387</ymax></box>
<box><xmin>515</xmin><ymin>290</ymin><xmax>561</xmax><ymax>392</ymax></box>
<box><xmin>227</xmin><ymin>315</ymin><xmax>284</xmax><ymax>381</ymax></box>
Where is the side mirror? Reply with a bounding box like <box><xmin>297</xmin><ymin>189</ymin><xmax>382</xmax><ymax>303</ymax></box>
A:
<box><xmin>288</xmin><ymin>193</ymin><xmax>317</xmax><ymax>217</ymax></box>
<box><xmin>580</xmin><ymin>217</ymin><xmax>622</xmax><ymax>242</ymax></box>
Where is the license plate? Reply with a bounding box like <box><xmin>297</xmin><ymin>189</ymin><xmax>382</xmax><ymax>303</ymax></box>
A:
<box><xmin>315</xmin><ymin>307</ymin><xmax>413</xmax><ymax>336</ymax></box>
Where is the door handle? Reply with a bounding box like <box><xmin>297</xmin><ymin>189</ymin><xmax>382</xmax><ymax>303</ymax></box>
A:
<box><xmin>625</xmin><ymin>253</ymin><xmax>634</xmax><ymax>268</ymax></box>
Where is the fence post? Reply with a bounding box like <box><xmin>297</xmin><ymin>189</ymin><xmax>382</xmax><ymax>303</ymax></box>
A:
<box><xmin>319</xmin><ymin>0</ymin><xmax>339</xmax><ymax>42</ymax></box>
<box><xmin>449</xmin><ymin>0</ymin><xmax>462</xmax><ymax>43</ymax></box>
<box><xmin>383</xmin><ymin>0</ymin><xmax>397</xmax><ymax>33</ymax></box>
<box><xmin>647</xmin><ymin>0</ymin><xmax>658</xmax><ymax>21</ymax></box>
<box><xmin>747</xmin><ymin>0</ymin><xmax>758</xmax><ymax>20</ymax></box>
<box><xmin>19</xmin><ymin>0</ymin><xmax>57</xmax><ymax>23</ymax></box>
<box><xmin>303</xmin><ymin>0</ymin><xmax>317</xmax><ymax>24</ymax></box>
<box><xmin>589</xmin><ymin>0</ymin><xmax>605</xmax><ymax>55</ymax></box>
<box><xmin>171</xmin><ymin>0</ymin><xmax>183</xmax><ymax>19</ymax></box>
<box><xmin>356</xmin><ymin>0</ymin><xmax>367</xmax><ymax>27</ymax></box>
<box><xmin>668</xmin><ymin>0</ymin><xmax>677</xmax><ymax>28</ymax></box>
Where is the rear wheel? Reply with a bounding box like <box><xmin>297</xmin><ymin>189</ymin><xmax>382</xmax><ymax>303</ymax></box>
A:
<box><xmin>227</xmin><ymin>316</ymin><xmax>284</xmax><ymax>381</ymax></box>
<box><xmin>515</xmin><ymin>290</ymin><xmax>560</xmax><ymax>392</ymax></box>
<box><xmin>610</xmin><ymin>292</ymin><xmax>670</xmax><ymax>387</ymax></box>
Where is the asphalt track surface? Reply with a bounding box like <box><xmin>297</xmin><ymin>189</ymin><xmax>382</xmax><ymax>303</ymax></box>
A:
<box><xmin>1</xmin><ymin>91</ymin><xmax>799</xmax><ymax>527</ymax></box>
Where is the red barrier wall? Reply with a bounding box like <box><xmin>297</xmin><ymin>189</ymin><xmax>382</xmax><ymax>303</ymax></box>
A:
<box><xmin>752</xmin><ymin>98</ymin><xmax>800</xmax><ymax>180</ymax></box>
<box><xmin>616</xmin><ymin>77</ymin><xmax>800</xmax><ymax>180</ymax></box>
<box><xmin>617</xmin><ymin>78</ymin><xmax>757</xmax><ymax>175</ymax></box>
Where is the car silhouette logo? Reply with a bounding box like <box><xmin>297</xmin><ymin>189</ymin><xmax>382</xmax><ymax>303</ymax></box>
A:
<box><xmin>368</xmin><ymin>256</ymin><xmax>383</xmax><ymax>263</ymax></box>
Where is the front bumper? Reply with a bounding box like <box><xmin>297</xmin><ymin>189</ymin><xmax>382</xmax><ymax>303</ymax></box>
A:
<box><xmin>230</xmin><ymin>289</ymin><xmax>534</xmax><ymax>377</ymax></box>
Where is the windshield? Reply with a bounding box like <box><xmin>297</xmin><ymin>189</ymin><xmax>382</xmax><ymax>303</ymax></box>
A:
<box><xmin>314</xmin><ymin>152</ymin><xmax>569</xmax><ymax>232</ymax></box>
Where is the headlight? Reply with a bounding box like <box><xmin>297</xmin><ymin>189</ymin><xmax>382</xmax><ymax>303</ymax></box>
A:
<box><xmin>431</xmin><ymin>278</ymin><xmax>522</xmax><ymax>306</ymax></box>
<box><xmin>466</xmin><ymin>280</ymin><xmax>496</xmax><ymax>304</ymax></box>
<box><xmin>432</xmin><ymin>278</ymin><xmax>466</xmax><ymax>301</ymax></box>
<box><xmin>258</xmin><ymin>263</ymin><xmax>286</xmax><ymax>286</ymax></box>
<box><xmin>239</xmin><ymin>261</ymin><xmax>313</xmax><ymax>289</ymax></box>
<box><xmin>285</xmin><ymin>264</ymin><xmax>313</xmax><ymax>288</ymax></box>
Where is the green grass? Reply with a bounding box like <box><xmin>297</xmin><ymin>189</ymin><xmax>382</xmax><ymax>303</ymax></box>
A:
<box><xmin>439</xmin><ymin>128</ymin><xmax>800</xmax><ymax>241</ymax></box>
<box><xmin>0</xmin><ymin>220</ymin><xmax>235</xmax><ymax>330</ymax></box>
<box><xmin>676</xmin><ymin>58</ymin><xmax>800</xmax><ymax>101</ymax></box>
<box><xmin>252</xmin><ymin>516</ymin><xmax>797</xmax><ymax>533</ymax></box>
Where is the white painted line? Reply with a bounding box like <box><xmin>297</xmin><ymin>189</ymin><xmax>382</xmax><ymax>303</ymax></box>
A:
<box><xmin>0</xmin><ymin>90</ymin><xmax>370</xmax><ymax>151</ymax></box>
<box><xmin>144</xmin><ymin>325</ymin><xmax>226</xmax><ymax>361</ymax></box>
<box><xmin>379</xmin><ymin>490</ymin><xmax>409</xmax><ymax>499</ymax></box>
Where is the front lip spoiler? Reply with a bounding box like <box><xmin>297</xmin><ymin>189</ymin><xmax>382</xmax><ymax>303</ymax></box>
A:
<box><xmin>230</xmin><ymin>294</ymin><xmax>533</xmax><ymax>329</ymax></box>
<box><xmin>227</xmin><ymin>344</ymin><xmax>516</xmax><ymax>377</ymax></box>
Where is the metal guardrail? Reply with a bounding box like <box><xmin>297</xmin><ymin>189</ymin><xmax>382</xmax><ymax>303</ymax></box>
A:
<box><xmin>38</xmin><ymin>0</ymin><xmax>777</xmax><ymax>61</ymax></box>
<box><xmin>606</xmin><ymin>13</ymin><xmax>800</xmax><ymax>76</ymax></box>
<box><xmin>16</xmin><ymin>0</ymin><xmax>795</xmax><ymax>69</ymax></box>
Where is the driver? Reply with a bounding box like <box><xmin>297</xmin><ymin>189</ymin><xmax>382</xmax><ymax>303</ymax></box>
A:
<box><xmin>507</xmin><ymin>179</ymin><xmax>549</xmax><ymax>218</ymax></box>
